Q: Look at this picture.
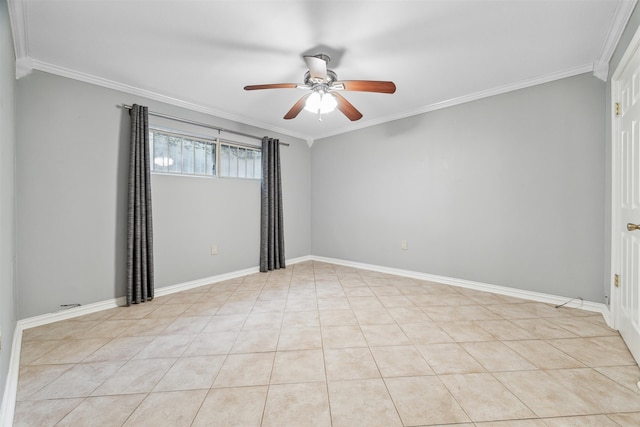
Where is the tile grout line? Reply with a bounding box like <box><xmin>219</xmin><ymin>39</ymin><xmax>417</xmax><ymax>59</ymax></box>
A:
<box><xmin>12</xmin><ymin>260</ymin><xmax>639</xmax><ymax>426</ymax></box>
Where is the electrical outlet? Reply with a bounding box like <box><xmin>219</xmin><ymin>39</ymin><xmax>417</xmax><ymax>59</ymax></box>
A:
<box><xmin>401</xmin><ymin>240</ymin><xmax>408</xmax><ymax>250</ymax></box>
<box><xmin>211</xmin><ymin>244</ymin><xmax>218</xmax><ymax>255</ymax></box>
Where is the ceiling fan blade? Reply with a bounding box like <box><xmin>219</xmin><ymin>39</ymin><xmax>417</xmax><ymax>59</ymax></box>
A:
<box><xmin>304</xmin><ymin>55</ymin><xmax>328</xmax><ymax>82</ymax></box>
<box><xmin>284</xmin><ymin>93</ymin><xmax>312</xmax><ymax>120</ymax></box>
<box><xmin>244</xmin><ymin>83</ymin><xmax>300</xmax><ymax>90</ymax></box>
<box><xmin>334</xmin><ymin>80</ymin><xmax>396</xmax><ymax>94</ymax></box>
<box><xmin>333</xmin><ymin>93</ymin><xmax>363</xmax><ymax>121</ymax></box>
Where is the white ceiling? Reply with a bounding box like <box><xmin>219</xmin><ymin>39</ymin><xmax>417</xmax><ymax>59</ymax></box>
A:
<box><xmin>8</xmin><ymin>0</ymin><xmax>638</xmax><ymax>142</ymax></box>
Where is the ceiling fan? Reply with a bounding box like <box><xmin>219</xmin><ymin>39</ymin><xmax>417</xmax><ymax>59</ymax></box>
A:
<box><xmin>244</xmin><ymin>54</ymin><xmax>396</xmax><ymax>121</ymax></box>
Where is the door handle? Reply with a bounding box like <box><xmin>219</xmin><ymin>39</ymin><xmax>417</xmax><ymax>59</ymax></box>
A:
<box><xmin>628</xmin><ymin>223</ymin><xmax>640</xmax><ymax>231</ymax></box>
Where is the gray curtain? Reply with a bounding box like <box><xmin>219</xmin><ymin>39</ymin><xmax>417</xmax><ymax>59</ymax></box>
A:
<box><xmin>127</xmin><ymin>104</ymin><xmax>154</xmax><ymax>305</ymax></box>
<box><xmin>260</xmin><ymin>137</ymin><xmax>285</xmax><ymax>272</ymax></box>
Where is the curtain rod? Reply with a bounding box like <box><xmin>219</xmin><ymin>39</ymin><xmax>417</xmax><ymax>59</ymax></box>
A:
<box><xmin>122</xmin><ymin>104</ymin><xmax>289</xmax><ymax>147</ymax></box>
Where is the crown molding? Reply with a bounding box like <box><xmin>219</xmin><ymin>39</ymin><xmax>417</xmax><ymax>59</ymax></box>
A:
<box><xmin>11</xmin><ymin>0</ymin><xmax>635</xmax><ymax>142</ymax></box>
<box><xmin>30</xmin><ymin>59</ymin><xmax>310</xmax><ymax>143</ymax></box>
<box><xmin>593</xmin><ymin>61</ymin><xmax>610</xmax><ymax>81</ymax></box>
<box><xmin>7</xmin><ymin>0</ymin><xmax>27</xmax><ymax>58</ymax></box>
<box><xmin>22</xmin><ymin>59</ymin><xmax>595</xmax><ymax>145</ymax></box>
<box><xmin>311</xmin><ymin>0</ymin><xmax>638</xmax><ymax>140</ymax></box>
<box><xmin>7</xmin><ymin>0</ymin><xmax>30</xmax><ymax>78</ymax></box>
<box><xmin>15</xmin><ymin>56</ymin><xmax>32</xmax><ymax>79</ymax></box>
<box><xmin>313</xmin><ymin>63</ymin><xmax>594</xmax><ymax>141</ymax></box>
<box><xmin>596</xmin><ymin>0</ymin><xmax>638</xmax><ymax>79</ymax></box>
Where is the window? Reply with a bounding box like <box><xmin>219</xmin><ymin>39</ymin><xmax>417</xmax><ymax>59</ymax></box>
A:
<box><xmin>219</xmin><ymin>142</ymin><xmax>262</xmax><ymax>179</ymax></box>
<box><xmin>150</xmin><ymin>130</ymin><xmax>216</xmax><ymax>177</ymax></box>
<box><xmin>149</xmin><ymin>128</ymin><xmax>262</xmax><ymax>180</ymax></box>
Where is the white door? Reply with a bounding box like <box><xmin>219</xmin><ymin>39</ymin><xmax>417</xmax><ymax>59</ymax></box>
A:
<box><xmin>614</xmin><ymin>40</ymin><xmax>640</xmax><ymax>365</ymax></box>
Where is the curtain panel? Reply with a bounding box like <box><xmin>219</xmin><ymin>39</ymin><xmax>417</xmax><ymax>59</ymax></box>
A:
<box><xmin>260</xmin><ymin>137</ymin><xmax>285</xmax><ymax>272</ymax></box>
<box><xmin>127</xmin><ymin>104</ymin><xmax>155</xmax><ymax>304</ymax></box>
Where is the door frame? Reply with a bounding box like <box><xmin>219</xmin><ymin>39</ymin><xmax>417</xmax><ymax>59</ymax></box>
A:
<box><xmin>610</xmin><ymin>24</ymin><xmax>640</xmax><ymax>330</ymax></box>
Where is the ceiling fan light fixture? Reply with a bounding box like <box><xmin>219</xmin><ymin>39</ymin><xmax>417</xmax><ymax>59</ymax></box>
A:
<box><xmin>244</xmin><ymin>52</ymin><xmax>394</xmax><ymax>121</ymax></box>
<box><xmin>304</xmin><ymin>90</ymin><xmax>337</xmax><ymax>114</ymax></box>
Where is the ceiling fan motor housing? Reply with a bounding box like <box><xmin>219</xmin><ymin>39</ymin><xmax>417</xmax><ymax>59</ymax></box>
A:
<box><xmin>244</xmin><ymin>51</ymin><xmax>395</xmax><ymax>121</ymax></box>
<box><xmin>304</xmin><ymin>69</ymin><xmax>338</xmax><ymax>86</ymax></box>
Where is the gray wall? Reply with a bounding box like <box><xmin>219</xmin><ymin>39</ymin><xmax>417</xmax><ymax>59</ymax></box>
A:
<box><xmin>149</xmin><ymin>117</ymin><xmax>311</xmax><ymax>287</ymax></box>
<box><xmin>312</xmin><ymin>73</ymin><xmax>606</xmax><ymax>303</ymax></box>
<box><xmin>16</xmin><ymin>71</ymin><xmax>310</xmax><ymax>319</ymax></box>
<box><xmin>12</xmin><ymin>37</ymin><xmax>618</xmax><ymax>319</ymax></box>
<box><xmin>0</xmin><ymin>0</ymin><xmax>17</xmax><ymax>404</ymax></box>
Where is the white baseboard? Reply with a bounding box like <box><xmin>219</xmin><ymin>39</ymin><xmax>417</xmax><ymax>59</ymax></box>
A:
<box><xmin>312</xmin><ymin>255</ymin><xmax>611</xmax><ymax>322</ymax></box>
<box><xmin>0</xmin><ymin>254</ymin><xmax>314</xmax><ymax>426</ymax></box>
<box><xmin>0</xmin><ymin>326</ymin><xmax>22</xmax><ymax>427</ymax></box>
<box><xmin>19</xmin><ymin>298</ymin><xmax>126</xmax><ymax>331</ymax></box>
<box><xmin>155</xmin><ymin>256</ymin><xmax>313</xmax><ymax>297</ymax></box>
<box><xmin>154</xmin><ymin>266</ymin><xmax>260</xmax><ymax>298</ymax></box>
<box><xmin>286</xmin><ymin>255</ymin><xmax>315</xmax><ymax>265</ymax></box>
<box><xmin>19</xmin><ymin>256</ymin><xmax>314</xmax><ymax>330</ymax></box>
<box><xmin>0</xmin><ymin>253</ymin><xmax>611</xmax><ymax>427</ymax></box>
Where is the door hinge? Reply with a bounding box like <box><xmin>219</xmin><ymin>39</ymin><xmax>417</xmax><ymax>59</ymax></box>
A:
<box><xmin>616</xmin><ymin>102</ymin><xmax>621</xmax><ymax>116</ymax></box>
<box><xmin>615</xmin><ymin>273</ymin><xmax>620</xmax><ymax>288</ymax></box>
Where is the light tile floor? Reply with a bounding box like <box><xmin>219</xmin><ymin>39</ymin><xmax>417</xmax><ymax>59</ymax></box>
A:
<box><xmin>12</xmin><ymin>261</ymin><xmax>640</xmax><ymax>426</ymax></box>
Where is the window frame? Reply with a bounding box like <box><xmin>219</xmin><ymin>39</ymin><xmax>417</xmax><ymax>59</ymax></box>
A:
<box><xmin>218</xmin><ymin>140</ymin><xmax>262</xmax><ymax>180</ymax></box>
<box><xmin>148</xmin><ymin>127</ymin><xmax>262</xmax><ymax>180</ymax></box>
